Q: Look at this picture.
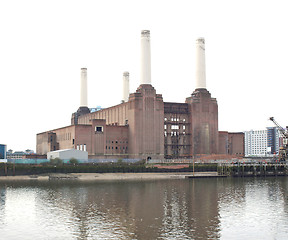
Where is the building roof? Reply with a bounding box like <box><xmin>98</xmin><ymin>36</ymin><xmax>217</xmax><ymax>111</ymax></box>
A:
<box><xmin>48</xmin><ymin>148</ymin><xmax>82</xmax><ymax>153</ymax></box>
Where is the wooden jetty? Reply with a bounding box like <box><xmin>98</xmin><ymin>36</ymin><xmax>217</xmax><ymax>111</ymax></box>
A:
<box><xmin>218</xmin><ymin>163</ymin><xmax>288</xmax><ymax>177</ymax></box>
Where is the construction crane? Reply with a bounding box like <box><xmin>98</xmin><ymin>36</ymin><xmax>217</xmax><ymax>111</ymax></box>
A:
<box><xmin>269</xmin><ymin>117</ymin><xmax>288</xmax><ymax>162</ymax></box>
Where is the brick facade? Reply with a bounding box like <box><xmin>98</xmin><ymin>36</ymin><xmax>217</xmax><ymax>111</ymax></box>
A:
<box><xmin>37</xmin><ymin>84</ymin><xmax>243</xmax><ymax>159</ymax></box>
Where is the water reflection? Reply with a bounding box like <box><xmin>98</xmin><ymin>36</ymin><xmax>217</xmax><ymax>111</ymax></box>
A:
<box><xmin>218</xmin><ymin>177</ymin><xmax>288</xmax><ymax>240</ymax></box>
<box><xmin>0</xmin><ymin>186</ymin><xmax>6</xmax><ymax>226</ymax></box>
<box><xmin>0</xmin><ymin>177</ymin><xmax>287</xmax><ymax>239</ymax></box>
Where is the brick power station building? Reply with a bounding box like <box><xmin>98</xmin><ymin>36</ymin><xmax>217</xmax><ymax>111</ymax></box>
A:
<box><xmin>37</xmin><ymin>31</ymin><xmax>244</xmax><ymax>160</ymax></box>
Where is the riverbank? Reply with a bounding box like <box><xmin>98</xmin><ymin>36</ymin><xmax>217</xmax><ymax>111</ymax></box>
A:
<box><xmin>1</xmin><ymin>163</ymin><xmax>286</xmax><ymax>180</ymax></box>
<box><xmin>0</xmin><ymin>172</ymin><xmax>220</xmax><ymax>181</ymax></box>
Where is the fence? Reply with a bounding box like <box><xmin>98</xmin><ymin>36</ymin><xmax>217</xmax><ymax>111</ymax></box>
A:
<box><xmin>6</xmin><ymin>158</ymin><xmax>142</xmax><ymax>164</ymax></box>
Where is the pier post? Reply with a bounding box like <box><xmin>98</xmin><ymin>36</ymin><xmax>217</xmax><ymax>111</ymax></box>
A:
<box><xmin>193</xmin><ymin>158</ymin><xmax>195</xmax><ymax>176</ymax></box>
<box><xmin>4</xmin><ymin>163</ymin><xmax>7</xmax><ymax>176</ymax></box>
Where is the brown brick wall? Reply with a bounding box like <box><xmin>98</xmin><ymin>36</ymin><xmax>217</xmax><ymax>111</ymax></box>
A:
<box><xmin>37</xmin><ymin>84</ymin><xmax>244</xmax><ymax>159</ymax></box>
<box><xmin>218</xmin><ymin>131</ymin><xmax>244</xmax><ymax>156</ymax></box>
<box><xmin>186</xmin><ymin>89</ymin><xmax>218</xmax><ymax>155</ymax></box>
<box><xmin>105</xmin><ymin>125</ymin><xmax>128</xmax><ymax>155</ymax></box>
<box><xmin>218</xmin><ymin>131</ymin><xmax>229</xmax><ymax>154</ymax></box>
<box><xmin>55</xmin><ymin>125</ymin><xmax>75</xmax><ymax>150</ymax></box>
<box><xmin>36</xmin><ymin>132</ymin><xmax>58</xmax><ymax>154</ymax></box>
<box><xmin>128</xmin><ymin>84</ymin><xmax>164</xmax><ymax>159</ymax></box>
<box><xmin>74</xmin><ymin>125</ymin><xmax>92</xmax><ymax>153</ymax></box>
<box><xmin>228</xmin><ymin>132</ymin><xmax>244</xmax><ymax>156</ymax></box>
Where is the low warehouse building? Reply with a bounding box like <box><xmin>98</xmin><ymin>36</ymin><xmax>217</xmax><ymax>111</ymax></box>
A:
<box><xmin>47</xmin><ymin>149</ymin><xmax>88</xmax><ymax>161</ymax></box>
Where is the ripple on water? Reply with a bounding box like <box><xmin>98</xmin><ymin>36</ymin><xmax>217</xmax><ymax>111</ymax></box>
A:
<box><xmin>0</xmin><ymin>178</ymin><xmax>288</xmax><ymax>239</ymax></box>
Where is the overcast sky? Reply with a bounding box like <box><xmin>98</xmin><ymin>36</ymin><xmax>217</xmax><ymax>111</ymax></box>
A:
<box><xmin>1</xmin><ymin>0</ymin><xmax>287</xmax><ymax>151</ymax></box>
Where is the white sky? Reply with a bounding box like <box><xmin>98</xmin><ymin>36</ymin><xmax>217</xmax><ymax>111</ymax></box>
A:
<box><xmin>1</xmin><ymin>0</ymin><xmax>287</xmax><ymax>151</ymax></box>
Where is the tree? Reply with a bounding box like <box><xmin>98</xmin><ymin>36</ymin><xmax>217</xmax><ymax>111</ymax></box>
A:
<box><xmin>69</xmin><ymin>158</ymin><xmax>78</xmax><ymax>164</ymax></box>
<box><xmin>50</xmin><ymin>157</ymin><xmax>63</xmax><ymax>165</ymax></box>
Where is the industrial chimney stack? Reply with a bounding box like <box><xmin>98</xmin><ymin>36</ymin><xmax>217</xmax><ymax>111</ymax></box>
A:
<box><xmin>140</xmin><ymin>30</ymin><xmax>151</xmax><ymax>85</ymax></box>
<box><xmin>185</xmin><ymin>37</ymin><xmax>218</xmax><ymax>155</ymax></box>
<box><xmin>122</xmin><ymin>71</ymin><xmax>130</xmax><ymax>102</ymax></box>
<box><xmin>195</xmin><ymin>38</ymin><xmax>206</xmax><ymax>89</ymax></box>
<box><xmin>80</xmin><ymin>68</ymin><xmax>88</xmax><ymax>107</ymax></box>
<box><xmin>71</xmin><ymin>68</ymin><xmax>90</xmax><ymax>125</ymax></box>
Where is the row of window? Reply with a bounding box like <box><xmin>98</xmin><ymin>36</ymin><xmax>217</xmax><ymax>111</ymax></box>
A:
<box><xmin>106</xmin><ymin>146</ymin><xmax>128</xmax><ymax>150</ymax></box>
<box><xmin>76</xmin><ymin>144</ymin><xmax>87</xmax><ymax>151</ymax></box>
<box><xmin>106</xmin><ymin>140</ymin><xmax>128</xmax><ymax>144</ymax></box>
<box><xmin>164</xmin><ymin>131</ymin><xmax>186</xmax><ymax>137</ymax></box>
<box><xmin>164</xmin><ymin>125</ymin><xmax>186</xmax><ymax>130</ymax></box>
<box><xmin>164</xmin><ymin>117</ymin><xmax>186</xmax><ymax>122</ymax></box>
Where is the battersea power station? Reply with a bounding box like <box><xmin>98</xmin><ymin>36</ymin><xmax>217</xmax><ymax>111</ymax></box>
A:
<box><xmin>37</xmin><ymin>30</ymin><xmax>244</xmax><ymax>160</ymax></box>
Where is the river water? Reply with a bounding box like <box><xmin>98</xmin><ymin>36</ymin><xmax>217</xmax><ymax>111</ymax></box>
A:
<box><xmin>0</xmin><ymin>177</ymin><xmax>288</xmax><ymax>240</ymax></box>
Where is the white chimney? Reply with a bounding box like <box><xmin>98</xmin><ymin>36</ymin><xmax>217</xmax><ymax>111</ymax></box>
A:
<box><xmin>140</xmin><ymin>30</ymin><xmax>151</xmax><ymax>85</ymax></box>
<box><xmin>80</xmin><ymin>68</ymin><xmax>88</xmax><ymax>107</ymax></box>
<box><xmin>195</xmin><ymin>38</ymin><xmax>206</xmax><ymax>89</ymax></box>
<box><xmin>122</xmin><ymin>71</ymin><xmax>130</xmax><ymax>102</ymax></box>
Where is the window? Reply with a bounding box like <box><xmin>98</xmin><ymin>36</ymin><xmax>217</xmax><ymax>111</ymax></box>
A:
<box><xmin>95</xmin><ymin>126</ymin><xmax>103</xmax><ymax>132</ymax></box>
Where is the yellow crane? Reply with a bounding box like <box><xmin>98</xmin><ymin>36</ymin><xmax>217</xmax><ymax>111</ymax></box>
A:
<box><xmin>269</xmin><ymin>117</ymin><xmax>288</xmax><ymax>162</ymax></box>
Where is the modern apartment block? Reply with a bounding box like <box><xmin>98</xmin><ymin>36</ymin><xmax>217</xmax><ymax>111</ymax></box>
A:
<box><xmin>0</xmin><ymin>144</ymin><xmax>6</xmax><ymax>159</ymax></box>
<box><xmin>244</xmin><ymin>127</ymin><xmax>279</xmax><ymax>157</ymax></box>
<box><xmin>267</xmin><ymin>127</ymin><xmax>280</xmax><ymax>155</ymax></box>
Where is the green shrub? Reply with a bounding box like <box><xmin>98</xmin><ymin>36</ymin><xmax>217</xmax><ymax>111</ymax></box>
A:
<box><xmin>50</xmin><ymin>158</ymin><xmax>63</xmax><ymax>165</ymax></box>
<box><xmin>69</xmin><ymin>158</ymin><xmax>78</xmax><ymax>164</ymax></box>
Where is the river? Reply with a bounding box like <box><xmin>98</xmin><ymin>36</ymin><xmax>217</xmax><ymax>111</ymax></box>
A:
<box><xmin>0</xmin><ymin>177</ymin><xmax>288</xmax><ymax>239</ymax></box>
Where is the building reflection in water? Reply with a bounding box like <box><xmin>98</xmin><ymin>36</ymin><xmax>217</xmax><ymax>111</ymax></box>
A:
<box><xmin>32</xmin><ymin>179</ymin><xmax>222</xmax><ymax>239</ymax></box>
<box><xmin>0</xmin><ymin>177</ymin><xmax>287</xmax><ymax>239</ymax></box>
